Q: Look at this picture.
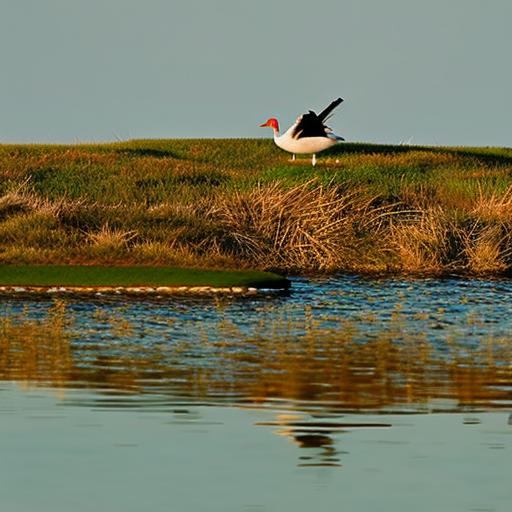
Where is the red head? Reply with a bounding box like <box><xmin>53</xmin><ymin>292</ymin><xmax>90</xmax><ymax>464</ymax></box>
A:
<box><xmin>259</xmin><ymin>118</ymin><xmax>279</xmax><ymax>131</ymax></box>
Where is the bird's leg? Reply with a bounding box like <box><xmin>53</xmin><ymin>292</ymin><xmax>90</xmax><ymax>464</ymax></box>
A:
<box><xmin>312</xmin><ymin>154</ymin><xmax>317</xmax><ymax>166</ymax></box>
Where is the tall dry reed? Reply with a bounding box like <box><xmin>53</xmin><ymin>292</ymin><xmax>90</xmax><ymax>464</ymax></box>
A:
<box><xmin>212</xmin><ymin>180</ymin><xmax>394</xmax><ymax>271</ymax></box>
<box><xmin>389</xmin><ymin>207</ymin><xmax>461</xmax><ymax>272</ymax></box>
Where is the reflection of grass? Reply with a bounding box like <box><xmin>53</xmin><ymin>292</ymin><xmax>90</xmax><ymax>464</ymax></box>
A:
<box><xmin>2</xmin><ymin>141</ymin><xmax>512</xmax><ymax>274</ymax></box>
<box><xmin>1</xmin><ymin>302</ymin><xmax>511</xmax><ymax>411</ymax></box>
<box><xmin>0</xmin><ymin>301</ymin><xmax>73</xmax><ymax>386</ymax></box>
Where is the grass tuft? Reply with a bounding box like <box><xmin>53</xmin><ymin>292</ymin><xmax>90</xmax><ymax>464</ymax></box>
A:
<box><xmin>462</xmin><ymin>223</ymin><xmax>512</xmax><ymax>274</ymax></box>
<box><xmin>390</xmin><ymin>208</ymin><xmax>460</xmax><ymax>272</ymax></box>
<box><xmin>213</xmin><ymin>180</ymin><xmax>393</xmax><ymax>271</ymax></box>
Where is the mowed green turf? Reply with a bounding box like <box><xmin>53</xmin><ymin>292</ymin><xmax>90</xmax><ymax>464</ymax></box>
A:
<box><xmin>0</xmin><ymin>265</ymin><xmax>290</xmax><ymax>289</ymax></box>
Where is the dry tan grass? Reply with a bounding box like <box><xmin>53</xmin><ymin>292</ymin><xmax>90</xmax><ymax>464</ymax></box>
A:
<box><xmin>129</xmin><ymin>240</ymin><xmax>238</xmax><ymax>268</ymax></box>
<box><xmin>86</xmin><ymin>223</ymin><xmax>138</xmax><ymax>255</ymax></box>
<box><xmin>213</xmin><ymin>180</ymin><xmax>394</xmax><ymax>271</ymax></box>
<box><xmin>0</xmin><ymin>190</ymin><xmax>32</xmax><ymax>218</ymax></box>
<box><xmin>461</xmin><ymin>223</ymin><xmax>512</xmax><ymax>274</ymax></box>
<box><xmin>0</xmin><ymin>180</ymin><xmax>42</xmax><ymax>218</ymax></box>
<box><xmin>389</xmin><ymin>207</ymin><xmax>461</xmax><ymax>272</ymax></box>
<box><xmin>130</xmin><ymin>240</ymin><xmax>194</xmax><ymax>266</ymax></box>
<box><xmin>0</xmin><ymin>210</ymin><xmax>60</xmax><ymax>246</ymax></box>
<box><xmin>145</xmin><ymin>200</ymin><xmax>212</xmax><ymax>222</ymax></box>
<box><xmin>0</xmin><ymin>180</ymin><xmax>77</xmax><ymax>221</ymax></box>
<box><xmin>0</xmin><ymin>246</ymin><xmax>56</xmax><ymax>264</ymax></box>
<box><xmin>470</xmin><ymin>184</ymin><xmax>512</xmax><ymax>222</ymax></box>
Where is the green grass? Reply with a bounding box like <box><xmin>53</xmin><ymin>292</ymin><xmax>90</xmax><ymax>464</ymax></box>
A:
<box><xmin>1</xmin><ymin>139</ymin><xmax>512</xmax><ymax>275</ymax></box>
<box><xmin>0</xmin><ymin>265</ymin><xmax>289</xmax><ymax>289</ymax></box>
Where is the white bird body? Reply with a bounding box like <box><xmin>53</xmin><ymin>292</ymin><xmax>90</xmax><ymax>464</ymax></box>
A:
<box><xmin>260</xmin><ymin>98</ymin><xmax>345</xmax><ymax>165</ymax></box>
<box><xmin>274</xmin><ymin>120</ymin><xmax>339</xmax><ymax>154</ymax></box>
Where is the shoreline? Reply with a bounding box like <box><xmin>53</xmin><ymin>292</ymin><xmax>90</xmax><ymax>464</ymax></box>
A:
<box><xmin>0</xmin><ymin>265</ymin><xmax>290</xmax><ymax>294</ymax></box>
<box><xmin>0</xmin><ymin>284</ymin><xmax>265</xmax><ymax>296</ymax></box>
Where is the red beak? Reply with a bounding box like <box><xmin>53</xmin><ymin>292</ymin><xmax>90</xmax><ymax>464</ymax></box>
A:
<box><xmin>259</xmin><ymin>121</ymin><xmax>269</xmax><ymax>127</ymax></box>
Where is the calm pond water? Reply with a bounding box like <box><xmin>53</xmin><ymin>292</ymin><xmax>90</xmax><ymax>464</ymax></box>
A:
<box><xmin>1</xmin><ymin>276</ymin><xmax>511</xmax><ymax>511</ymax></box>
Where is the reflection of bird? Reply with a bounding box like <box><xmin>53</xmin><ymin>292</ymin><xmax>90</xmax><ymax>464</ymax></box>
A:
<box><xmin>264</xmin><ymin>413</ymin><xmax>342</xmax><ymax>467</ymax></box>
<box><xmin>260</xmin><ymin>98</ymin><xmax>345</xmax><ymax>166</ymax></box>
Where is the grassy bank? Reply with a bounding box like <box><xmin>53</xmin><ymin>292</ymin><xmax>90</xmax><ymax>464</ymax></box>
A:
<box><xmin>1</xmin><ymin>139</ymin><xmax>512</xmax><ymax>275</ymax></box>
<box><xmin>0</xmin><ymin>265</ymin><xmax>289</xmax><ymax>289</ymax></box>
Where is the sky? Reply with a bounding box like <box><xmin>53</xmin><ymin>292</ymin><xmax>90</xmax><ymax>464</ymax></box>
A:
<box><xmin>0</xmin><ymin>0</ymin><xmax>511</xmax><ymax>146</ymax></box>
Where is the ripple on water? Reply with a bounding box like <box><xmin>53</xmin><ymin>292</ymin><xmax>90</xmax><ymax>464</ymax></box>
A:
<box><xmin>1</xmin><ymin>276</ymin><xmax>512</xmax><ymax>511</ymax></box>
<box><xmin>0</xmin><ymin>275</ymin><xmax>512</xmax><ymax>411</ymax></box>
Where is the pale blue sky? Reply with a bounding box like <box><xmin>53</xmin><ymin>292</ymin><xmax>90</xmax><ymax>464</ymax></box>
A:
<box><xmin>1</xmin><ymin>0</ymin><xmax>510</xmax><ymax>146</ymax></box>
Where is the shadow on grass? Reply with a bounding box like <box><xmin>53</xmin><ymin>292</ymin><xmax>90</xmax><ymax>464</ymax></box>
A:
<box><xmin>438</xmin><ymin>148</ymin><xmax>512</xmax><ymax>167</ymax></box>
<box><xmin>117</xmin><ymin>148</ymin><xmax>180</xmax><ymax>159</ymax></box>
<box><xmin>326</xmin><ymin>142</ymin><xmax>512</xmax><ymax>166</ymax></box>
<box><xmin>134</xmin><ymin>172</ymin><xmax>228</xmax><ymax>188</ymax></box>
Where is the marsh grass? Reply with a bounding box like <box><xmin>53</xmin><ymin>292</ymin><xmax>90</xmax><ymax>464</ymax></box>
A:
<box><xmin>86</xmin><ymin>223</ymin><xmax>138</xmax><ymax>257</ymax></box>
<box><xmin>1</xmin><ymin>139</ymin><xmax>512</xmax><ymax>274</ymax></box>
<box><xmin>390</xmin><ymin>208</ymin><xmax>461</xmax><ymax>272</ymax></box>
<box><xmin>214</xmin><ymin>180</ymin><xmax>394</xmax><ymax>271</ymax></box>
<box><xmin>462</xmin><ymin>223</ymin><xmax>512</xmax><ymax>274</ymax></box>
<box><xmin>471</xmin><ymin>184</ymin><xmax>512</xmax><ymax>222</ymax></box>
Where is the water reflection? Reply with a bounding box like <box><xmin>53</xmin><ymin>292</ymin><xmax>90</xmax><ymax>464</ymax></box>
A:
<box><xmin>2</xmin><ymin>277</ymin><xmax>512</xmax><ymax>510</ymax></box>
<box><xmin>268</xmin><ymin>414</ymin><xmax>345</xmax><ymax>467</ymax></box>
<box><xmin>1</xmin><ymin>276</ymin><xmax>512</xmax><ymax>412</ymax></box>
<box><xmin>2</xmin><ymin>383</ymin><xmax>509</xmax><ymax>511</ymax></box>
<box><xmin>256</xmin><ymin>413</ymin><xmax>392</xmax><ymax>467</ymax></box>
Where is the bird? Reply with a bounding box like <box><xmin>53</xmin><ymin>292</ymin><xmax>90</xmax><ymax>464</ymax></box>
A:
<box><xmin>260</xmin><ymin>98</ymin><xmax>345</xmax><ymax>166</ymax></box>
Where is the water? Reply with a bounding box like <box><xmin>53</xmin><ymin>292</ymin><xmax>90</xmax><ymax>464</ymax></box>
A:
<box><xmin>1</xmin><ymin>276</ymin><xmax>511</xmax><ymax>511</ymax></box>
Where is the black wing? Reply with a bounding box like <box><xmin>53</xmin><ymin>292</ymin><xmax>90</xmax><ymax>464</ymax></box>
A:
<box><xmin>291</xmin><ymin>98</ymin><xmax>343</xmax><ymax>140</ymax></box>
<box><xmin>291</xmin><ymin>111</ymin><xmax>327</xmax><ymax>139</ymax></box>
<box><xmin>318</xmin><ymin>97</ymin><xmax>343</xmax><ymax>122</ymax></box>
